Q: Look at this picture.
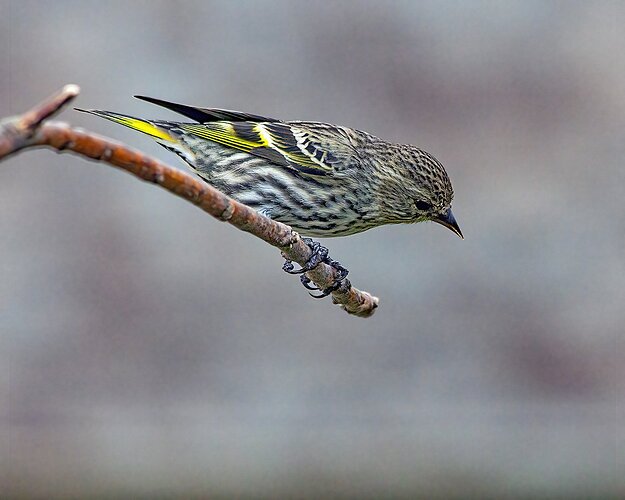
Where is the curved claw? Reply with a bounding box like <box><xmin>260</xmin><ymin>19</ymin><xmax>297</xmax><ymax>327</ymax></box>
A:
<box><xmin>283</xmin><ymin>259</ymin><xmax>304</xmax><ymax>274</ymax></box>
<box><xmin>300</xmin><ymin>274</ymin><xmax>320</xmax><ymax>291</ymax></box>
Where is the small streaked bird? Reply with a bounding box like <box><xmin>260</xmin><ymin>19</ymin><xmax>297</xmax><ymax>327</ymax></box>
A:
<box><xmin>78</xmin><ymin>97</ymin><xmax>462</xmax><ymax>296</ymax></box>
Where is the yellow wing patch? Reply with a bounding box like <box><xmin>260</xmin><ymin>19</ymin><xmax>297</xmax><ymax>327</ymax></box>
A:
<box><xmin>181</xmin><ymin>122</ymin><xmax>333</xmax><ymax>176</ymax></box>
<box><xmin>181</xmin><ymin>123</ymin><xmax>264</xmax><ymax>152</ymax></box>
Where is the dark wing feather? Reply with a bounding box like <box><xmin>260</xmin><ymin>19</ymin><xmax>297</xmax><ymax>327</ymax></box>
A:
<box><xmin>134</xmin><ymin>95</ymin><xmax>279</xmax><ymax>123</ymax></box>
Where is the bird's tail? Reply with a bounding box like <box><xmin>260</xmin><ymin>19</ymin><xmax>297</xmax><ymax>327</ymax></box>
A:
<box><xmin>75</xmin><ymin>108</ymin><xmax>177</xmax><ymax>143</ymax></box>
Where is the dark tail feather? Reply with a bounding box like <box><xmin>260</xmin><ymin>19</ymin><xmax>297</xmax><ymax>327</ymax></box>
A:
<box><xmin>133</xmin><ymin>95</ymin><xmax>279</xmax><ymax>124</ymax></box>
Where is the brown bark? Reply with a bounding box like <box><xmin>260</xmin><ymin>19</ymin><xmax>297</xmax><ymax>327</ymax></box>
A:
<box><xmin>0</xmin><ymin>85</ymin><xmax>378</xmax><ymax>317</ymax></box>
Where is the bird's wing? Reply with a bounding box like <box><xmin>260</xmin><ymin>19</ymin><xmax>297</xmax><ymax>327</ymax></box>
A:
<box><xmin>179</xmin><ymin>121</ymin><xmax>355</xmax><ymax>177</ymax></box>
<box><xmin>136</xmin><ymin>96</ymin><xmax>358</xmax><ymax>176</ymax></box>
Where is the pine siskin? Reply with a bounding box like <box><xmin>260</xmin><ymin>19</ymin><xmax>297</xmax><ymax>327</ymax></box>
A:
<box><xmin>78</xmin><ymin>96</ymin><xmax>462</xmax><ymax>240</ymax></box>
<box><xmin>78</xmin><ymin>97</ymin><xmax>462</xmax><ymax>297</ymax></box>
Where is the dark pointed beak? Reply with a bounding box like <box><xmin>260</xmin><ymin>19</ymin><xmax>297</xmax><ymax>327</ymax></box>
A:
<box><xmin>433</xmin><ymin>208</ymin><xmax>464</xmax><ymax>239</ymax></box>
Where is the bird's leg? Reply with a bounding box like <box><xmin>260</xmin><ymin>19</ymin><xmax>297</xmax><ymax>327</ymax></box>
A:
<box><xmin>283</xmin><ymin>238</ymin><xmax>350</xmax><ymax>298</ymax></box>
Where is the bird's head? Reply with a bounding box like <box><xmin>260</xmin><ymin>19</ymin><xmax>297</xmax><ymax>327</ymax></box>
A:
<box><xmin>376</xmin><ymin>145</ymin><xmax>463</xmax><ymax>239</ymax></box>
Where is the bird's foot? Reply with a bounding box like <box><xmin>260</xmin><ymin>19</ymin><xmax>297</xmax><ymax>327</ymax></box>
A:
<box><xmin>299</xmin><ymin>259</ymin><xmax>349</xmax><ymax>298</ymax></box>
<box><xmin>282</xmin><ymin>238</ymin><xmax>329</xmax><ymax>274</ymax></box>
<box><xmin>282</xmin><ymin>238</ymin><xmax>350</xmax><ymax>298</ymax></box>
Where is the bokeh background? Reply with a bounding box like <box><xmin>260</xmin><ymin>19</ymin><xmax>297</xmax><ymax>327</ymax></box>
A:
<box><xmin>2</xmin><ymin>1</ymin><xmax>624</xmax><ymax>498</ymax></box>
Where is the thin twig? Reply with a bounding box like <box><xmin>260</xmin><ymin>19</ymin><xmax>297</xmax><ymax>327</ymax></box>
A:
<box><xmin>0</xmin><ymin>85</ymin><xmax>379</xmax><ymax>317</ymax></box>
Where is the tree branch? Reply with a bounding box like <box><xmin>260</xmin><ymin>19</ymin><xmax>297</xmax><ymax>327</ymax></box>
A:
<box><xmin>0</xmin><ymin>85</ymin><xmax>379</xmax><ymax>317</ymax></box>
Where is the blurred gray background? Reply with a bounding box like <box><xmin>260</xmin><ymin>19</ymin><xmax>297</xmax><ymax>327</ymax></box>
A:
<box><xmin>2</xmin><ymin>1</ymin><xmax>624</xmax><ymax>498</ymax></box>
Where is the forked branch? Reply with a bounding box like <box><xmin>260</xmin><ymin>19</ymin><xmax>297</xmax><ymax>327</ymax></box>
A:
<box><xmin>0</xmin><ymin>85</ymin><xmax>378</xmax><ymax>317</ymax></box>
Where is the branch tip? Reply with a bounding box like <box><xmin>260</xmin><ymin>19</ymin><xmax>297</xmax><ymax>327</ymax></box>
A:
<box><xmin>63</xmin><ymin>84</ymin><xmax>81</xmax><ymax>96</ymax></box>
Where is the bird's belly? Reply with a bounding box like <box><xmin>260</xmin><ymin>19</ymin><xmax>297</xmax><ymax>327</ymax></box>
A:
<box><xmin>184</xmin><ymin>144</ymin><xmax>374</xmax><ymax>237</ymax></box>
<box><xmin>207</xmin><ymin>171</ymin><xmax>371</xmax><ymax>237</ymax></box>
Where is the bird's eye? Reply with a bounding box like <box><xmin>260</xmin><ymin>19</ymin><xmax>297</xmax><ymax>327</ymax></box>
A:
<box><xmin>415</xmin><ymin>200</ymin><xmax>432</xmax><ymax>211</ymax></box>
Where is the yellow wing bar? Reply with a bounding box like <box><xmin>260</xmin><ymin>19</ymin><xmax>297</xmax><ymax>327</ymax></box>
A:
<box><xmin>181</xmin><ymin>123</ymin><xmax>262</xmax><ymax>153</ymax></box>
<box><xmin>181</xmin><ymin>122</ymin><xmax>333</xmax><ymax>175</ymax></box>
